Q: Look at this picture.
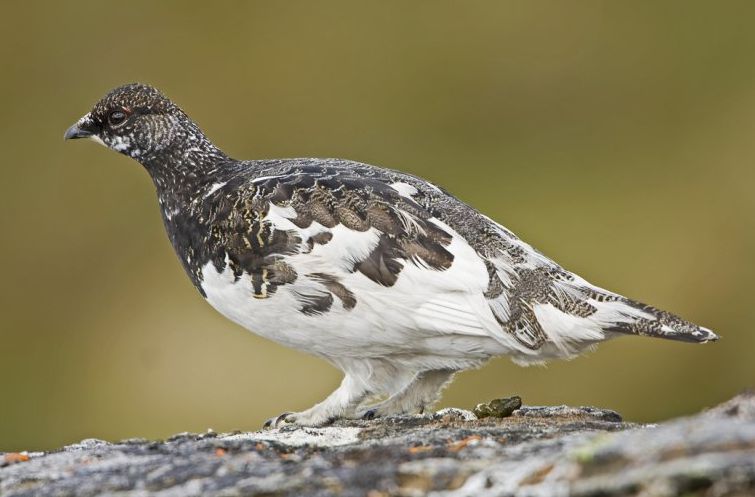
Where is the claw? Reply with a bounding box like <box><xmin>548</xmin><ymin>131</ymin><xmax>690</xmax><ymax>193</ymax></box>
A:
<box><xmin>263</xmin><ymin>411</ymin><xmax>294</xmax><ymax>429</ymax></box>
<box><xmin>277</xmin><ymin>412</ymin><xmax>295</xmax><ymax>426</ymax></box>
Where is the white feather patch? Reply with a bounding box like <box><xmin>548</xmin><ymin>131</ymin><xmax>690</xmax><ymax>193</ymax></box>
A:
<box><xmin>310</xmin><ymin>226</ymin><xmax>382</xmax><ymax>272</ymax></box>
<box><xmin>110</xmin><ymin>135</ymin><xmax>131</xmax><ymax>152</ymax></box>
<box><xmin>415</xmin><ymin>298</ymin><xmax>489</xmax><ymax>336</ymax></box>
<box><xmin>267</xmin><ymin>202</ymin><xmax>297</xmax><ymax>219</ymax></box>
<box><xmin>203</xmin><ymin>181</ymin><xmax>227</xmax><ymax>198</ymax></box>
<box><xmin>533</xmin><ymin>303</ymin><xmax>605</xmax><ymax>354</ymax></box>
<box><xmin>390</xmin><ymin>182</ymin><xmax>419</xmax><ymax>199</ymax></box>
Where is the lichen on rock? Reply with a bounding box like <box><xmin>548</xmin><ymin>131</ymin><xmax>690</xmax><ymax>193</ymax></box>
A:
<box><xmin>1</xmin><ymin>394</ymin><xmax>754</xmax><ymax>496</ymax></box>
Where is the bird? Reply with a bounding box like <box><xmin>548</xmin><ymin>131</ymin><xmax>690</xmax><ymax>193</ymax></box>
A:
<box><xmin>64</xmin><ymin>83</ymin><xmax>718</xmax><ymax>427</ymax></box>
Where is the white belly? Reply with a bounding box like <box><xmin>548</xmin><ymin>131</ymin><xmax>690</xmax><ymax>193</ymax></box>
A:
<box><xmin>199</xmin><ymin>224</ymin><xmax>505</xmax><ymax>361</ymax></box>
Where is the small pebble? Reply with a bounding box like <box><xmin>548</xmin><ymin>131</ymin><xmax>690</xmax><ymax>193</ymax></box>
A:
<box><xmin>473</xmin><ymin>396</ymin><xmax>522</xmax><ymax>419</ymax></box>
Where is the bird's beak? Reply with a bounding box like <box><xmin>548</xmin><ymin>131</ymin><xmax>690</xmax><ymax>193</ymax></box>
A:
<box><xmin>64</xmin><ymin>114</ymin><xmax>96</xmax><ymax>140</ymax></box>
<box><xmin>64</xmin><ymin>124</ymin><xmax>92</xmax><ymax>140</ymax></box>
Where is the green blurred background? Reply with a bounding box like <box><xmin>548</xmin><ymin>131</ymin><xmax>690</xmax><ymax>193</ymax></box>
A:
<box><xmin>1</xmin><ymin>1</ymin><xmax>753</xmax><ymax>452</ymax></box>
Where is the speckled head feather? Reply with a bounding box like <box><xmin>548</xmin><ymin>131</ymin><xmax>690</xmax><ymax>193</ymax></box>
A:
<box><xmin>64</xmin><ymin>83</ymin><xmax>225</xmax><ymax>177</ymax></box>
<box><xmin>96</xmin><ymin>83</ymin><xmax>175</xmax><ymax>114</ymax></box>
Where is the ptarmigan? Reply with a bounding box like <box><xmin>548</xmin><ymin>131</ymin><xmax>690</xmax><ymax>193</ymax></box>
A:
<box><xmin>65</xmin><ymin>83</ymin><xmax>718</xmax><ymax>427</ymax></box>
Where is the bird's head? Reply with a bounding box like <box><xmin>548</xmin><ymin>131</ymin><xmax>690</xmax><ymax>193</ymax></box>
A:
<box><xmin>64</xmin><ymin>83</ymin><xmax>195</xmax><ymax>161</ymax></box>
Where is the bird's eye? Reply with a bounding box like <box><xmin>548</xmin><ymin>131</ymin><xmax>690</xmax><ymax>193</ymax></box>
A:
<box><xmin>108</xmin><ymin>110</ymin><xmax>128</xmax><ymax>127</ymax></box>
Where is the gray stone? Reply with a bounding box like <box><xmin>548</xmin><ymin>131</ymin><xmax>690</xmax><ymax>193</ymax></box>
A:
<box><xmin>2</xmin><ymin>393</ymin><xmax>754</xmax><ymax>496</ymax></box>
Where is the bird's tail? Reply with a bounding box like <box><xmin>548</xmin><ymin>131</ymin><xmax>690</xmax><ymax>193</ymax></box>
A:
<box><xmin>599</xmin><ymin>296</ymin><xmax>719</xmax><ymax>343</ymax></box>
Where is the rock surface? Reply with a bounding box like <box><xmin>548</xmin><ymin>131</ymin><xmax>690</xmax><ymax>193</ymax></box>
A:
<box><xmin>2</xmin><ymin>394</ymin><xmax>754</xmax><ymax>497</ymax></box>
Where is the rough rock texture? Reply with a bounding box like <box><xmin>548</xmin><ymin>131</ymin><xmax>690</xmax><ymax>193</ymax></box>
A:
<box><xmin>2</xmin><ymin>394</ymin><xmax>754</xmax><ymax>497</ymax></box>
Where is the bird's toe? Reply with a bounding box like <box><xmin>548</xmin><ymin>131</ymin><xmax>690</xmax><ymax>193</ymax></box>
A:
<box><xmin>263</xmin><ymin>411</ymin><xmax>295</xmax><ymax>429</ymax></box>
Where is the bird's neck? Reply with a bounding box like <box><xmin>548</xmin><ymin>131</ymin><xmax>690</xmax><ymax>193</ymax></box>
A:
<box><xmin>139</xmin><ymin>131</ymin><xmax>230</xmax><ymax>214</ymax></box>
